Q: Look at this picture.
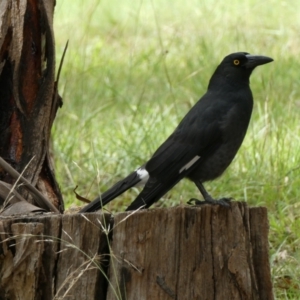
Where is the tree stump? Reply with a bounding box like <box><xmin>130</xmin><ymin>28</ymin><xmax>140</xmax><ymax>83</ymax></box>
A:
<box><xmin>0</xmin><ymin>203</ymin><xmax>273</xmax><ymax>299</ymax></box>
<box><xmin>54</xmin><ymin>213</ymin><xmax>111</xmax><ymax>300</ymax></box>
<box><xmin>107</xmin><ymin>202</ymin><xmax>273</xmax><ymax>300</ymax></box>
<box><xmin>0</xmin><ymin>213</ymin><xmax>111</xmax><ymax>300</ymax></box>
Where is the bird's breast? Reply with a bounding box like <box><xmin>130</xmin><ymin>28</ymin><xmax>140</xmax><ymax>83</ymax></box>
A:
<box><xmin>188</xmin><ymin>96</ymin><xmax>252</xmax><ymax>182</ymax></box>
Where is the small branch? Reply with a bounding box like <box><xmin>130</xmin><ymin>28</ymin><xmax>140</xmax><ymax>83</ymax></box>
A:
<box><xmin>0</xmin><ymin>157</ymin><xmax>59</xmax><ymax>213</ymax></box>
<box><xmin>56</xmin><ymin>40</ymin><xmax>69</xmax><ymax>85</ymax></box>
<box><xmin>0</xmin><ymin>181</ymin><xmax>26</xmax><ymax>203</ymax></box>
<box><xmin>50</xmin><ymin>40</ymin><xmax>69</xmax><ymax>128</ymax></box>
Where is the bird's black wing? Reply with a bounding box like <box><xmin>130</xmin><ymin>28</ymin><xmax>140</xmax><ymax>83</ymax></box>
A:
<box><xmin>126</xmin><ymin>92</ymin><xmax>227</xmax><ymax>210</ymax></box>
<box><xmin>146</xmin><ymin>92</ymin><xmax>225</xmax><ymax>180</ymax></box>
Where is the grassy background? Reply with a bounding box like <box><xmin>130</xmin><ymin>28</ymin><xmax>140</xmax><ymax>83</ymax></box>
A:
<box><xmin>53</xmin><ymin>0</ymin><xmax>300</xmax><ymax>297</ymax></box>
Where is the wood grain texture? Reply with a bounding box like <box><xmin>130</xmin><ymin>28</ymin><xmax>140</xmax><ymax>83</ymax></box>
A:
<box><xmin>0</xmin><ymin>204</ymin><xmax>272</xmax><ymax>299</ymax></box>
<box><xmin>107</xmin><ymin>203</ymin><xmax>273</xmax><ymax>300</ymax></box>
<box><xmin>55</xmin><ymin>213</ymin><xmax>111</xmax><ymax>300</ymax></box>
<box><xmin>0</xmin><ymin>212</ymin><xmax>111</xmax><ymax>300</ymax></box>
<box><xmin>0</xmin><ymin>221</ymin><xmax>44</xmax><ymax>300</ymax></box>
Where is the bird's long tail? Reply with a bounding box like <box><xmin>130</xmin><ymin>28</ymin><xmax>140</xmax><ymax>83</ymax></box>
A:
<box><xmin>126</xmin><ymin>166</ymin><xmax>194</xmax><ymax>211</ymax></box>
<box><xmin>79</xmin><ymin>171</ymin><xmax>142</xmax><ymax>213</ymax></box>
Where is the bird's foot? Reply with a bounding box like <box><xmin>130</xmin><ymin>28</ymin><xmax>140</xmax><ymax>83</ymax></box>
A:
<box><xmin>187</xmin><ymin>197</ymin><xmax>231</xmax><ymax>207</ymax></box>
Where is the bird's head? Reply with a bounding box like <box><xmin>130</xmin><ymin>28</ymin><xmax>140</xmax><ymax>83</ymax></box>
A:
<box><xmin>209</xmin><ymin>52</ymin><xmax>273</xmax><ymax>86</ymax></box>
<box><xmin>223</xmin><ymin>52</ymin><xmax>273</xmax><ymax>70</ymax></box>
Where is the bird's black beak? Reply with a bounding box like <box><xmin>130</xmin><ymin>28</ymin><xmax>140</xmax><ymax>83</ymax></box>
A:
<box><xmin>244</xmin><ymin>55</ymin><xmax>273</xmax><ymax>69</ymax></box>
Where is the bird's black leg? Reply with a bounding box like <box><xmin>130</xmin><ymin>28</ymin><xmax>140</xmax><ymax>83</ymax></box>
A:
<box><xmin>187</xmin><ymin>180</ymin><xmax>231</xmax><ymax>207</ymax></box>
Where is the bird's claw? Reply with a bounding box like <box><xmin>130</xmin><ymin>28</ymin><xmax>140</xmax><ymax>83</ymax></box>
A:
<box><xmin>187</xmin><ymin>198</ymin><xmax>204</xmax><ymax>205</ymax></box>
<box><xmin>187</xmin><ymin>197</ymin><xmax>231</xmax><ymax>207</ymax></box>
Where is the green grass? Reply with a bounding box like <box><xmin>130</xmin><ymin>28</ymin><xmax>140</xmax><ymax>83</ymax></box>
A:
<box><xmin>53</xmin><ymin>0</ymin><xmax>300</xmax><ymax>297</ymax></box>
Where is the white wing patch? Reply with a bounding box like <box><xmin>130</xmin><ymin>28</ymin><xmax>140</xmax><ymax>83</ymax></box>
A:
<box><xmin>179</xmin><ymin>155</ymin><xmax>201</xmax><ymax>173</ymax></box>
<box><xmin>136</xmin><ymin>168</ymin><xmax>150</xmax><ymax>186</ymax></box>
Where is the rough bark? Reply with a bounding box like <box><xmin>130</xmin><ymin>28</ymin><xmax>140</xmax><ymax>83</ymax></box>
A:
<box><xmin>0</xmin><ymin>203</ymin><xmax>273</xmax><ymax>299</ymax></box>
<box><xmin>55</xmin><ymin>213</ymin><xmax>111</xmax><ymax>300</ymax></box>
<box><xmin>0</xmin><ymin>0</ymin><xmax>63</xmax><ymax>211</ymax></box>
<box><xmin>0</xmin><ymin>222</ymin><xmax>44</xmax><ymax>300</ymax></box>
<box><xmin>0</xmin><ymin>212</ymin><xmax>111</xmax><ymax>300</ymax></box>
<box><xmin>107</xmin><ymin>203</ymin><xmax>273</xmax><ymax>300</ymax></box>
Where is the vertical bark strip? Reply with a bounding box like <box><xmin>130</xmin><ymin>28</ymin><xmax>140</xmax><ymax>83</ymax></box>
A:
<box><xmin>0</xmin><ymin>213</ymin><xmax>111</xmax><ymax>300</ymax></box>
<box><xmin>0</xmin><ymin>0</ymin><xmax>63</xmax><ymax>211</ymax></box>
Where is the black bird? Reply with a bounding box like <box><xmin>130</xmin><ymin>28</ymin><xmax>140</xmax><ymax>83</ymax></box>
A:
<box><xmin>80</xmin><ymin>52</ymin><xmax>273</xmax><ymax>213</ymax></box>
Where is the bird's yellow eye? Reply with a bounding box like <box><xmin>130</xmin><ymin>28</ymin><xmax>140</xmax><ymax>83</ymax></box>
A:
<box><xmin>233</xmin><ymin>59</ymin><xmax>240</xmax><ymax>65</ymax></box>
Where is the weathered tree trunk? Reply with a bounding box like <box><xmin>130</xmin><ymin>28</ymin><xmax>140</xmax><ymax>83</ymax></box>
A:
<box><xmin>0</xmin><ymin>203</ymin><xmax>273</xmax><ymax>299</ymax></box>
<box><xmin>0</xmin><ymin>0</ymin><xmax>63</xmax><ymax>211</ymax></box>
<box><xmin>107</xmin><ymin>202</ymin><xmax>273</xmax><ymax>300</ymax></box>
<box><xmin>0</xmin><ymin>212</ymin><xmax>111</xmax><ymax>300</ymax></box>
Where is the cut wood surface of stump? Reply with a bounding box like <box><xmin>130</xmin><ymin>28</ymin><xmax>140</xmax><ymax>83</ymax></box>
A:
<box><xmin>107</xmin><ymin>202</ymin><xmax>273</xmax><ymax>300</ymax></box>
